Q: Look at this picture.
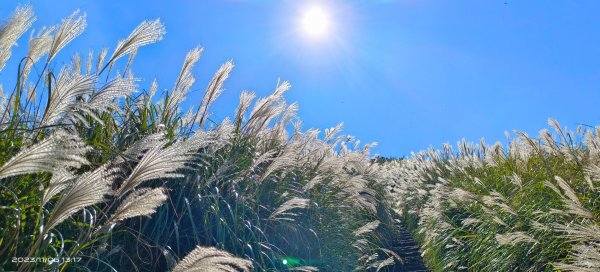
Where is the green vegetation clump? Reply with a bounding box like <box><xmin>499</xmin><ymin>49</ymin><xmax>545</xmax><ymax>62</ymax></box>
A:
<box><xmin>383</xmin><ymin>121</ymin><xmax>600</xmax><ymax>271</ymax></box>
<box><xmin>0</xmin><ymin>5</ymin><xmax>401</xmax><ymax>271</ymax></box>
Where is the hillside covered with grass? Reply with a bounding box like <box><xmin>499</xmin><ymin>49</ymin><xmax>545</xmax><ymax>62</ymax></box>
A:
<box><xmin>1</xmin><ymin>4</ymin><xmax>599</xmax><ymax>272</ymax></box>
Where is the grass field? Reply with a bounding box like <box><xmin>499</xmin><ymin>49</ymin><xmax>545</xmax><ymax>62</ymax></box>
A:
<box><xmin>1</xmin><ymin>4</ymin><xmax>599</xmax><ymax>272</ymax></box>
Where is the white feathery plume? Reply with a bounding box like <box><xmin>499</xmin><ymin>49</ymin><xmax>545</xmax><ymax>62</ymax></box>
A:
<box><xmin>166</xmin><ymin>47</ymin><xmax>203</xmax><ymax>116</ymax></box>
<box><xmin>96</xmin><ymin>47</ymin><xmax>108</xmax><ymax>72</ymax></box>
<box><xmin>260</xmin><ymin>148</ymin><xmax>296</xmax><ymax>182</ymax></box>
<box><xmin>548</xmin><ymin>118</ymin><xmax>566</xmax><ymax>143</ymax></box>
<box><xmin>245</xmin><ymin>81</ymin><xmax>290</xmax><ymax>134</ymax></box>
<box><xmin>72</xmin><ymin>52</ymin><xmax>81</xmax><ymax>75</ymax></box>
<box><xmin>118</xmin><ymin>132</ymin><xmax>166</xmax><ymax>163</ymax></box>
<box><xmin>510</xmin><ymin>172</ymin><xmax>523</xmax><ymax>189</ymax></box>
<box><xmin>0</xmin><ymin>5</ymin><xmax>36</xmax><ymax>71</ymax></box>
<box><xmin>180</xmin><ymin>108</ymin><xmax>195</xmax><ymax>127</ymax></box>
<box><xmin>43</xmin><ymin>170</ymin><xmax>75</xmax><ymax>204</ymax></box>
<box><xmin>552</xmin><ymin>222</ymin><xmax>600</xmax><ymax>242</ymax></box>
<box><xmin>173</xmin><ymin>246</ymin><xmax>253</xmax><ymax>272</ymax></box>
<box><xmin>22</xmin><ymin>25</ymin><xmax>55</xmax><ymax>82</ymax></box>
<box><xmin>39</xmin><ymin>68</ymin><xmax>97</xmax><ymax>127</ymax></box>
<box><xmin>269</xmin><ymin>197</ymin><xmax>309</xmax><ymax>221</ymax></box>
<box><xmin>0</xmin><ymin>84</ymin><xmax>5</xmax><ymax>117</ymax></box>
<box><xmin>0</xmin><ymin>131</ymin><xmax>89</xmax><ymax>180</ymax></box>
<box><xmin>146</xmin><ymin>78</ymin><xmax>158</xmax><ymax>107</ymax></box>
<box><xmin>554</xmin><ymin>243</ymin><xmax>600</xmax><ymax>272</ymax></box>
<box><xmin>109</xmin><ymin>187</ymin><xmax>168</xmax><ymax>223</ymax></box>
<box><xmin>325</xmin><ymin>123</ymin><xmax>344</xmax><ymax>142</ymax></box>
<box><xmin>235</xmin><ymin>91</ymin><xmax>256</xmax><ymax>125</ymax></box>
<box><xmin>105</xmin><ymin>19</ymin><xmax>165</xmax><ymax>70</ymax></box>
<box><xmin>47</xmin><ymin>10</ymin><xmax>86</xmax><ymax>62</ymax></box>
<box><xmin>248</xmin><ymin>150</ymin><xmax>277</xmax><ymax>173</ymax></box>
<box><xmin>303</xmin><ymin>175</ymin><xmax>323</xmax><ymax>192</ymax></box>
<box><xmin>353</xmin><ymin>220</ymin><xmax>380</xmax><ymax>236</ymax></box>
<box><xmin>461</xmin><ymin>218</ymin><xmax>481</xmax><ymax>227</ymax></box>
<box><xmin>585</xmin><ymin>175</ymin><xmax>595</xmax><ymax>191</ymax></box>
<box><xmin>124</xmin><ymin>47</ymin><xmax>137</xmax><ymax>72</ymax></box>
<box><xmin>115</xmin><ymin>136</ymin><xmax>196</xmax><ymax>197</ymax></box>
<box><xmin>85</xmin><ymin>49</ymin><xmax>93</xmax><ymax>74</ymax></box>
<box><xmin>195</xmin><ymin>60</ymin><xmax>234</xmax><ymax>127</ymax></box>
<box><xmin>44</xmin><ymin>164</ymin><xmax>114</xmax><ymax>232</ymax></box>
<box><xmin>585</xmin><ymin>165</ymin><xmax>600</xmax><ymax>184</ymax></box>
<box><xmin>88</xmin><ymin>75</ymin><xmax>137</xmax><ymax>111</ymax></box>
<box><xmin>554</xmin><ymin>176</ymin><xmax>593</xmax><ymax>219</ymax></box>
<box><xmin>375</xmin><ymin>257</ymin><xmax>395</xmax><ymax>272</ymax></box>
<box><xmin>495</xmin><ymin>231</ymin><xmax>537</xmax><ymax>246</ymax></box>
<box><xmin>290</xmin><ymin>266</ymin><xmax>319</xmax><ymax>271</ymax></box>
<box><xmin>273</xmin><ymin>102</ymin><xmax>298</xmax><ymax>139</ymax></box>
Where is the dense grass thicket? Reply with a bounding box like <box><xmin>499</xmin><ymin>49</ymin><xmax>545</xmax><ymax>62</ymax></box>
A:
<box><xmin>3</xmin><ymin>4</ymin><xmax>600</xmax><ymax>272</ymax></box>
<box><xmin>0</xmin><ymin>6</ymin><xmax>402</xmax><ymax>271</ymax></box>
<box><xmin>383</xmin><ymin>121</ymin><xmax>600</xmax><ymax>271</ymax></box>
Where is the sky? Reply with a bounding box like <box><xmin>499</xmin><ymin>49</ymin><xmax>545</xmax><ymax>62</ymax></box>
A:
<box><xmin>2</xmin><ymin>0</ymin><xmax>600</xmax><ymax>157</ymax></box>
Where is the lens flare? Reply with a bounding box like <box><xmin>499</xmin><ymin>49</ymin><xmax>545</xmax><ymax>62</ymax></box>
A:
<box><xmin>302</xmin><ymin>6</ymin><xmax>329</xmax><ymax>37</ymax></box>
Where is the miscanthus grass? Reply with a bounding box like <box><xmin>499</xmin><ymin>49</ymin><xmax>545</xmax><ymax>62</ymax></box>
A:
<box><xmin>383</xmin><ymin>119</ymin><xmax>600</xmax><ymax>271</ymax></box>
<box><xmin>0</xmin><ymin>5</ymin><xmax>401</xmax><ymax>272</ymax></box>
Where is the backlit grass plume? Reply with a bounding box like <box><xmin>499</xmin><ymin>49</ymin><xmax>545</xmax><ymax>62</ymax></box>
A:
<box><xmin>173</xmin><ymin>246</ymin><xmax>253</xmax><ymax>272</ymax></box>
<box><xmin>0</xmin><ymin>131</ymin><xmax>89</xmax><ymax>179</ymax></box>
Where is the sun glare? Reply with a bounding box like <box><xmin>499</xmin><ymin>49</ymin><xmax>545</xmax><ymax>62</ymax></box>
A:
<box><xmin>301</xmin><ymin>6</ymin><xmax>330</xmax><ymax>37</ymax></box>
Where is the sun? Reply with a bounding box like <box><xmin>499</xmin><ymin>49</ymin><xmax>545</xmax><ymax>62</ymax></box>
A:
<box><xmin>301</xmin><ymin>6</ymin><xmax>330</xmax><ymax>37</ymax></box>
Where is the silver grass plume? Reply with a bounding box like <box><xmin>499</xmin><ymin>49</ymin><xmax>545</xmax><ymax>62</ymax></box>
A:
<box><xmin>272</xmin><ymin>102</ymin><xmax>298</xmax><ymax>142</ymax></box>
<box><xmin>96</xmin><ymin>48</ymin><xmax>108</xmax><ymax>72</ymax></box>
<box><xmin>375</xmin><ymin>257</ymin><xmax>395</xmax><ymax>272</ymax></box>
<box><xmin>39</xmin><ymin>68</ymin><xmax>97</xmax><ymax>127</ymax></box>
<box><xmin>22</xmin><ymin>25</ymin><xmax>55</xmax><ymax>82</ymax></box>
<box><xmin>136</xmin><ymin>78</ymin><xmax>159</xmax><ymax>111</ymax></box>
<box><xmin>173</xmin><ymin>246</ymin><xmax>253</xmax><ymax>272</ymax></box>
<box><xmin>552</xmin><ymin>222</ymin><xmax>600</xmax><ymax>242</ymax></box>
<box><xmin>87</xmin><ymin>75</ymin><xmax>137</xmax><ymax>112</ymax></box>
<box><xmin>195</xmin><ymin>60</ymin><xmax>234</xmax><ymax>127</ymax></box>
<box><xmin>461</xmin><ymin>218</ymin><xmax>482</xmax><ymax>227</ymax></box>
<box><xmin>303</xmin><ymin>175</ymin><xmax>323</xmax><ymax>192</ymax></box>
<box><xmin>105</xmin><ymin>19</ymin><xmax>165</xmax><ymax>71</ymax></box>
<box><xmin>47</xmin><ymin>10</ymin><xmax>86</xmax><ymax>62</ymax></box>
<box><xmin>554</xmin><ymin>176</ymin><xmax>593</xmax><ymax>219</ymax></box>
<box><xmin>44</xmin><ymin>164</ymin><xmax>114</xmax><ymax>232</ymax></box>
<box><xmin>495</xmin><ymin>231</ymin><xmax>537</xmax><ymax>246</ymax></box>
<box><xmin>0</xmin><ymin>131</ymin><xmax>89</xmax><ymax>179</ymax></box>
<box><xmin>115</xmin><ymin>136</ymin><xmax>196</xmax><ymax>196</ymax></box>
<box><xmin>554</xmin><ymin>243</ymin><xmax>600</xmax><ymax>272</ymax></box>
<box><xmin>353</xmin><ymin>220</ymin><xmax>380</xmax><ymax>236</ymax></box>
<box><xmin>43</xmin><ymin>170</ymin><xmax>75</xmax><ymax>204</ymax></box>
<box><xmin>245</xmin><ymin>81</ymin><xmax>291</xmax><ymax>134</ymax></box>
<box><xmin>325</xmin><ymin>123</ymin><xmax>344</xmax><ymax>142</ymax></box>
<box><xmin>269</xmin><ymin>197</ymin><xmax>309</xmax><ymax>221</ymax></box>
<box><xmin>0</xmin><ymin>84</ymin><xmax>5</xmax><ymax>118</ymax></box>
<box><xmin>0</xmin><ymin>5</ymin><xmax>36</xmax><ymax>71</ymax></box>
<box><xmin>118</xmin><ymin>132</ymin><xmax>166</xmax><ymax>163</ymax></box>
<box><xmin>260</xmin><ymin>147</ymin><xmax>297</xmax><ymax>182</ymax></box>
<box><xmin>166</xmin><ymin>47</ymin><xmax>203</xmax><ymax>117</ymax></box>
<box><xmin>290</xmin><ymin>266</ymin><xmax>319</xmax><ymax>271</ymax></box>
<box><xmin>147</xmin><ymin>78</ymin><xmax>158</xmax><ymax>106</ymax></box>
<box><xmin>108</xmin><ymin>187</ymin><xmax>168</xmax><ymax>223</ymax></box>
<box><xmin>124</xmin><ymin>47</ymin><xmax>138</xmax><ymax>72</ymax></box>
<box><xmin>85</xmin><ymin>49</ymin><xmax>93</xmax><ymax>74</ymax></box>
<box><xmin>72</xmin><ymin>52</ymin><xmax>81</xmax><ymax>75</ymax></box>
<box><xmin>235</xmin><ymin>91</ymin><xmax>256</xmax><ymax>125</ymax></box>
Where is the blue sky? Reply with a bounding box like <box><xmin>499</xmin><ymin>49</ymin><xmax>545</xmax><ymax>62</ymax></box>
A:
<box><xmin>2</xmin><ymin>0</ymin><xmax>600</xmax><ymax>157</ymax></box>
